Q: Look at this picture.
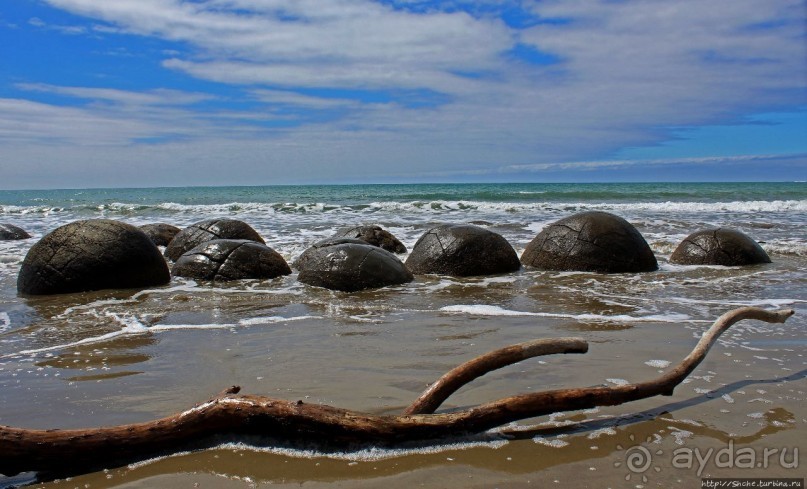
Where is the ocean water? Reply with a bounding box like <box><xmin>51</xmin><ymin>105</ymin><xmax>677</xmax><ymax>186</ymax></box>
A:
<box><xmin>0</xmin><ymin>182</ymin><xmax>805</xmax><ymax>487</ymax></box>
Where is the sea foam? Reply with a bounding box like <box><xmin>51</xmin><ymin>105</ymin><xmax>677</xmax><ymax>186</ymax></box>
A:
<box><xmin>439</xmin><ymin>304</ymin><xmax>695</xmax><ymax>323</ymax></box>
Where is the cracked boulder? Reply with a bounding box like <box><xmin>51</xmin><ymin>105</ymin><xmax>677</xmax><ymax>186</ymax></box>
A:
<box><xmin>139</xmin><ymin>223</ymin><xmax>180</xmax><ymax>247</ymax></box>
<box><xmin>172</xmin><ymin>239</ymin><xmax>291</xmax><ymax>281</ymax></box>
<box><xmin>333</xmin><ymin>225</ymin><xmax>407</xmax><ymax>254</ymax></box>
<box><xmin>405</xmin><ymin>224</ymin><xmax>521</xmax><ymax>277</ymax></box>
<box><xmin>295</xmin><ymin>238</ymin><xmax>413</xmax><ymax>292</ymax></box>
<box><xmin>17</xmin><ymin>219</ymin><xmax>170</xmax><ymax>295</ymax></box>
<box><xmin>164</xmin><ymin>219</ymin><xmax>264</xmax><ymax>261</ymax></box>
<box><xmin>0</xmin><ymin>223</ymin><xmax>31</xmax><ymax>240</ymax></box>
<box><xmin>520</xmin><ymin>211</ymin><xmax>658</xmax><ymax>273</ymax></box>
<box><xmin>670</xmin><ymin>228</ymin><xmax>771</xmax><ymax>266</ymax></box>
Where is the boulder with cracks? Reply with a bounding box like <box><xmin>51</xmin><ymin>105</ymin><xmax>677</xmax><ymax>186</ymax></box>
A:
<box><xmin>520</xmin><ymin>211</ymin><xmax>658</xmax><ymax>273</ymax></box>
<box><xmin>139</xmin><ymin>223</ymin><xmax>181</xmax><ymax>247</ymax></box>
<box><xmin>0</xmin><ymin>223</ymin><xmax>31</xmax><ymax>241</ymax></box>
<box><xmin>670</xmin><ymin>228</ymin><xmax>771</xmax><ymax>266</ymax></box>
<box><xmin>405</xmin><ymin>224</ymin><xmax>520</xmax><ymax>277</ymax></box>
<box><xmin>165</xmin><ymin>219</ymin><xmax>264</xmax><ymax>261</ymax></box>
<box><xmin>295</xmin><ymin>238</ymin><xmax>412</xmax><ymax>292</ymax></box>
<box><xmin>334</xmin><ymin>225</ymin><xmax>407</xmax><ymax>254</ymax></box>
<box><xmin>17</xmin><ymin>219</ymin><xmax>170</xmax><ymax>295</ymax></box>
<box><xmin>172</xmin><ymin>239</ymin><xmax>291</xmax><ymax>281</ymax></box>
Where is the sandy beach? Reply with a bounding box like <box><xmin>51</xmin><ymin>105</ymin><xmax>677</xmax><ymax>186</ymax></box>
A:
<box><xmin>1</xmin><ymin>183</ymin><xmax>805</xmax><ymax>487</ymax></box>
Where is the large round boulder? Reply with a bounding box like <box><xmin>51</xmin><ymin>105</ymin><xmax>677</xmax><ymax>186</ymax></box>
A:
<box><xmin>520</xmin><ymin>211</ymin><xmax>658</xmax><ymax>273</ymax></box>
<box><xmin>405</xmin><ymin>224</ymin><xmax>520</xmax><ymax>277</ymax></box>
<box><xmin>172</xmin><ymin>239</ymin><xmax>291</xmax><ymax>281</ymax></box>
<box><xmin>165</xmin><ymin>219</ymin><xmax>264</xmax><ymax>261</ymax></box>
<box><xmin>0</xmin><ymin>223</ymin><xmax>31</xmax><ymax>240</ymax></box>
<box><xmin>17</xmin><ymin>219</ymin><xmax>170</xmax><ymax>295</ymax></box>
<box><xmin>334</xmin><ymin>225</ymin><xmax>407</xmax><ymax>254</ymax></box>
<box><xmin>670</xmin><ymin>228</ymin><xmax>771</xmax><ymax>266</ymax></box>
<box><xmin>295</xmin><ymin>238</ymin><xmax>413</xmax><ymax>292</ymax></box>
<box><xmin>139</xmin><ymin>223</ymin><xmax>180</xmax><ymax>247</ymax></box>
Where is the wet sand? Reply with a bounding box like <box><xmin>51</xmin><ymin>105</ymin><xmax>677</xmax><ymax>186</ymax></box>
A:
<box><xmin>2</xmin><ymin>262</ymin><xmax>805</xmax><ymax>488</ymax></box>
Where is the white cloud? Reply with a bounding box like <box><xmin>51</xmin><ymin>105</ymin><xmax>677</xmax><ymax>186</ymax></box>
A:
<box><xmin>27</xmin><ymin>15</ymin><xmax>88</xmax><ymax>34</ymax></box>
<box><xmin>16</xmin><ymin>83</ymin><xmax>215</xmax><ymax>106</ymax></box>
<box><xmin>1</xmin><ymin>0</ymin><xmax>804</xmax><ymax>187</ymax></box>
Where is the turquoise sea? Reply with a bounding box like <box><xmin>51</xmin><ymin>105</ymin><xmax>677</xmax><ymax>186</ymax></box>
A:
<box><xmin>0</xmin><ymin>182</ymin><xmax>805</xmax><ymax>487</ymax></box>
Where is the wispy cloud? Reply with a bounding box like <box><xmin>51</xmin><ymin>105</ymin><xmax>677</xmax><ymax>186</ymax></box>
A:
<box><xmin>27</xmin><ymin>15</ymin><xmax>88</xmax><ymax>35</ymax></box>
<box><xmin>16</xmin><ymin>83</ymin><xmax>215</xmax><ymax>106</ymax></box>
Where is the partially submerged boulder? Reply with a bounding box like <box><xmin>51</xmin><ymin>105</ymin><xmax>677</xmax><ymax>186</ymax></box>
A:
<box><xmin>670</xmin><ymin>228</ymin><xmax>771</xmax><ymax>266</ymax></box>
<box><xmin>139</xmin><ymin>223</ymin><xmax>180</xmax><ymax>247</ymax></box>
<box><xmin>334</xmin><ymin>225</ymin><xmax>407</xmax><ymax>254</ymax></box>
<box><xmin>295</xmin><ymin>238</ymin><xmax>412</xmax><ymax>292</ymax></box>
<box><xmin>165</xmin><ymin>219</ymin><xmax>264</xmax><ymax>261</ymax></box>
<box><xmin>172</xmin><ymin>239</ymin><xmax>291</xmax><ymax>281</ymax></box>
<box><xmin>0</xmin><ymin>223</ymin><xmax>31</xmax><ymax>240</ymax></box>
<box><xmin>405</xmin><ymin>224</ymin><xmax>520</xmax><ymax>277</ymax></box>
<box><xmin>17</xmin><ymin>219</ymin><xmax>170</xmax><ymax>295</ymax></box>
<box><xmin>520</xmin><ymin>211</ymin><xmax>658</xmax><ymax>273</ymax></box>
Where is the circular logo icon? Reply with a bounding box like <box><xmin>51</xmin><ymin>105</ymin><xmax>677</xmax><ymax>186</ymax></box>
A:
<box><xmin>626</xmin><ymin>446</ymin><xmax>653</xmax><ymax>473</ymax></box>
<box><xmin>614</xmin><ymin>434</ymin><xmax>664</xmax><ymax>484</ymax></box>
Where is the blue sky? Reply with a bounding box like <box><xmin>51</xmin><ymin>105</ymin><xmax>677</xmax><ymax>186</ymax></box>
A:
<box><xmin>0</xmin><ymin>0</ymin><xmax>805</xmax><ymax>188</ymax></box>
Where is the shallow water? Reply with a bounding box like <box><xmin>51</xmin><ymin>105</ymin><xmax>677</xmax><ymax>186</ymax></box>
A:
<box><xmin>0</xmin><ymin>183</ymin><xmax>805</xmax><ymax>487</ymax></box>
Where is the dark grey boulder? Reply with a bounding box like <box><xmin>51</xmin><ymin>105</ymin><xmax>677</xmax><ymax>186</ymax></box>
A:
<box><xmin>334</xmin><ymin>225</ymin><xmax>407</xmax><ymax>254</ymax></box>
<box><xmin>165</xmin><ymin>219</ymin><xmax>264</xmax><ymax>261</ymax></box>
<box><xmin>17</xmin><ymin>219</ymin><xmax>170</xmax><ymax>295</ymax></box>
<box><xmin>405</xmin><ymin>224</ymin><xmax>521</xmax><ymax>277</ymax></box>
<box><xmin>520</xmin><ymin>211</ymin><xmax>658</xmax><ymax>273</ymax></box>
<box><xmin>295</xmin><ymin>238</ymin><xmax>413</xmax><ymax>292</ymax></box>
<box><xmin>0</xmin><ymin>223</ymin><xmax>31</xmax><ymax>240</ymax></box>
<box><xmin>670</xmin><ymin>228</ymin><xmax>771</xmax><ymax>266</ymax></box>
<box><xmin>139</xmin><ymin>223</ymin><xmax>180</xmax><ymax>247</ymax></box>
<box><xmin>172</xmin><ymin>239</ymin><xmax>291</xmax><ymax>281</ymax></box>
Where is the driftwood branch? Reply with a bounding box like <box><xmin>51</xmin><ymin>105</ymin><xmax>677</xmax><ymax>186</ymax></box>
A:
<box><xmin>0</xmin><ymin>307</ymin><xmax>794</xmax><ymax>477</ymax></box>
<box><xmin>404</xmin><ymin>337</ymin><xmax>589</xmax><ymax>415</ymax></box>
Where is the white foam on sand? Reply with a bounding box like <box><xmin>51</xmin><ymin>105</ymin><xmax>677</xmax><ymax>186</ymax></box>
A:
<box><xmin>10</xmin><ymin>313</ymin><xmax>320</xmax><ymax>357</ymax></box>
<box><xmin>126</xmin><ymin>437</ymin><xmax>509</xmax><ymax>469</ymax></box>
<box><xmin>645</xmin><ymin>359</ymin><xmax>671</xmax><ymax>369</ymax></box>
<box><xmin>533</xmin><ymin>435</ymin><xmax>570</xmax><ymax>448</ymax></box>
<box><xmin>0</xmin><ymin>312</ymin><xmax>10</xmax><ymax>333</ymax></box>
<box><xmin>15</xmin><ymin>318</ymin><xmax>148</xmax><ymax>356</ymax></box>
<box><xmin>440</xmin><ymin>304</ymin><xmax>694</xmax><ymax>323</ymax></box>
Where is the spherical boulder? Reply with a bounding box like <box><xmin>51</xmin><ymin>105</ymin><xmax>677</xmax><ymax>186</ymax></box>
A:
<box><xmin>520</xmin><ymin>211</ymin><xmax>658</xmax><ymax>273</ymax></box>
<box><xmin>172</xmin><ymin>239</ymin><xmax>291</xmax><ymax>281</ymax></box>
<box><xmin>139</xmin><ymin>223</ymin><xmax>180</xmax><ymax>247</ymax></box>
<box><xmin>670</xmin><ymin>228</ymin><xmax>771</xmax><ymax>266</ymax></box>
<box><xmin>405</xmin><ymin>224</ymin><xmax>521</xmax><ymax>277</ymax></box>
<box><xmin>17</xmin><ymin>219</ymin><xmax>170</xmax><ymax>295</ymax></box>
<box><xmin>164</xmin><ymin>219</ymin><xmax>264</xmax><ymax>261</ymax></box>
<box><xmin>0</xmin><ymin>223</ymin><xmax>31</xmax><ymax>240</ymax></box>
<box><xmin>334</xmin><ymin>225</ymin><xmax>407</xmax><ymax>254</ymax></box>
<box><xmin>295</xmin><ymin>238</ymin><xmax>413</xmax><ymax>292</ymax></box>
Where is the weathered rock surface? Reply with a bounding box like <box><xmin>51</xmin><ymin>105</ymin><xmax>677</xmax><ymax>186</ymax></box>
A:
<box><xmin>405</xmin><ymin>224</ymin><xmax>521</xmax><ymax>277</ymax></box>
<box><xmin>172</xmin><ymin>239</ymin><xmax>291</xmax><ymax>281</ymax></box>
<box><xmin>295</xmin><ymin>238</ymin><xmax>413</xmax><ymax>292</ymax></box>
<box><xmin>0</xmin><ymin>223</ymin><xmax>31</xmax><ymax>240</ymax></box>
<box><xmin>139</xmin><ymin>223</ymin><xmax>181</xmax><ymax>247</ymax></box>
<box><xmin>17</xmin><ymin>219</ymin><xmax>170</xmax><ymax>295</ymax></box>
<box><xmin>670</xmin><ymin>228</ymin><xmax>771</xmax><ymax>266</ymax></box>
<box><xmin>520</xmin><ymin>211</ymin><xmax>658</xmax><ymax>273</ymax></box>
<box><xmin>334</xmin><ymin>225</ymin><xmax>407</xmax><ymax>254</ymax></box>
<box><xmin>164</xmin><ymin>219</ymin><xmax>264</xmax><ymax>261</ymax></box>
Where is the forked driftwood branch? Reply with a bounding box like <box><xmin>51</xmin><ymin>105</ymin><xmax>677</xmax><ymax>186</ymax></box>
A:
<box><xmin>0</xmin><ymin>307</ymin><xmax>794</xmax><ymax>476</ymax></box>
